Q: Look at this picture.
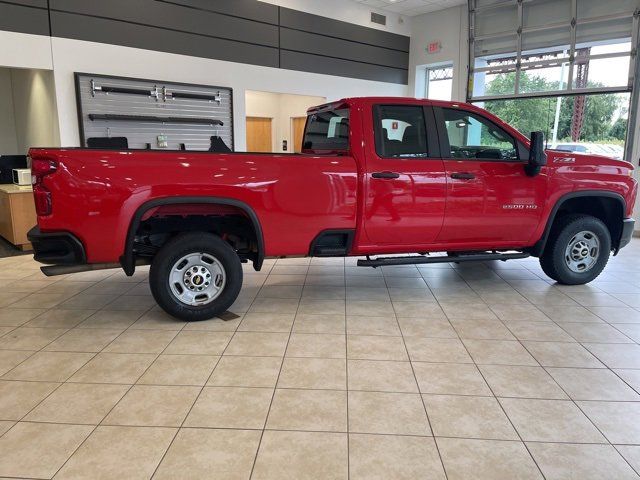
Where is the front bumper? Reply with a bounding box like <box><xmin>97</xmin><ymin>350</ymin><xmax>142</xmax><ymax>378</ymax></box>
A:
<box><xmin>619</xmin><ymin>217</ymin><xmax>636</xmax><ymax>251</ymax></box>
<box><xmin>27</xmin><ymin>226</ymin><xmax>86</xmax><ymax>265</ymax></box>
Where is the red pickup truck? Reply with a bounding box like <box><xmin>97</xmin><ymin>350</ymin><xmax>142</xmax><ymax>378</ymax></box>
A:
<box><xmin>28</xmin><ymin>97</ymin><xmax>637</xmax><ymax>321</ymax></box>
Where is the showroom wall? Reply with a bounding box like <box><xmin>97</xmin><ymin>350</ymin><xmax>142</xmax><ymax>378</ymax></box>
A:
<box><xmin>409</xmin><ymin>5</ymin><xmax>469</xmax><ymax>101</ymax></box>
<box><xmin>0</xmin><ymin>70</ymin><xmax>18</xmax><ymax>154</ymax></box>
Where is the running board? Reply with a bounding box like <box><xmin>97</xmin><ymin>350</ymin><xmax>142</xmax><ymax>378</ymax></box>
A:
<box><xmin>357</xmin><ymin>252</ymin><xmax>530</xmax><ymax>268</ymax></box>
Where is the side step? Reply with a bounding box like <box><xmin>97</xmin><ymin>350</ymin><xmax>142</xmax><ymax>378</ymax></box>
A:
<box><xmin>357</xmin><ymin>252</ymin><xmax>530</xmax><ymax>268</ymax></box>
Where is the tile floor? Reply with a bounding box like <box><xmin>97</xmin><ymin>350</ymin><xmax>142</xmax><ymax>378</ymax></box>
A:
<box><xmin>0</xmin><ymin>240</ymin><xmax>639</xmax><ymax>479</ymax></box>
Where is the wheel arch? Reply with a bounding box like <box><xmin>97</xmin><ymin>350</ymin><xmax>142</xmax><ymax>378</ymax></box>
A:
<box><xmin>530</xmin><ymin>191</ymin><xmax>626</xmax><ymax>257</ymax></box>
<box><xmin>120</xmin><ymin>196</ymin><xmax>265</xmax><ymax>276</ymax></box>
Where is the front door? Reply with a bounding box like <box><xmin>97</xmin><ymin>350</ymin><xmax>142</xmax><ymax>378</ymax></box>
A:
<box><xmin>434</xmin><ymin>106</ymin><xmax>547</xmax><ymax>245</ymax></box>
<box><xmin>363</xmin><ymin>105</ymin><xmax>447</xmax><ymax>246</ymax></box>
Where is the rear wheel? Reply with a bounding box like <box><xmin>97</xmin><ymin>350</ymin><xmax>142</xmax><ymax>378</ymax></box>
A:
<box><xmin>149</xmin><ymin>232</ymin><xmax>243</xmax><ymax>321</ymax></box>
<box><xmin>540</xmin><ymin>214</ymin><xmax>610</xmax><ymax>285</ymax></box>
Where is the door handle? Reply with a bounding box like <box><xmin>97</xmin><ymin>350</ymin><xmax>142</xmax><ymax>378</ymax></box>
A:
<box><xmin>372</xmin><ymin>171</ymin><xmax>400</xmax><ymax>179</ymax></box>
<box><xmin>450</xmin><ymin>172</ymin><xmax>475</xmax><ymax>180</ymax></box>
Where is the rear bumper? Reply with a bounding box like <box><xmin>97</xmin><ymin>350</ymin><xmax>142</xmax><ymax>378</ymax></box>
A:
<box><xmin>619</xmin><ymin>217</ymin><xmax>635</xmax><ymax>251</ymax></box>
<box><xmin>27</xmin><ymin>226</ymin><xmax>86</xmax><ymax>265</ymax></box>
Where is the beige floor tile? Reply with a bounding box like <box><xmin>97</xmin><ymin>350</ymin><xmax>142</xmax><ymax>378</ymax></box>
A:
<box><xmin>346</xmin><ymin>315</ymin><xmax>401</xmax><ymax>336</ymax></box>
<box><xmin>412</xmin><ymin>362</ymin><xmax>492</xmax><ymax>396</ymax></box>
<box><xmin>558</xmin><ymin>322</ymin><xmax>634</xmax><ymax>343</ymax></box>
<box><xmin>225</xmin><ymin>332</ymin><xmax>289</xmax><ymax>356</ymax></box>
<box><xmin>252</xmin><ymin>430</ymin><xmax>347</xmax><ymax>480</ymax></box>
<box><xmin>489</xmin><ymin>304</ymin><xmax>550</xmax><ymax>322</ymax></box>
<box><xmin>547</xmin><ymin>367</ymin><xmax>639</xmax><ymax>401</ymax></box>
<box><xmin>506</xmin><ymin>321</ymin><xmax>575</xmax><ymax>342</ymax></box>
<box><xmin>263</xmin><ymin>274</ymin><xmax>306</xmax><ymax>286</ymax></box>
<box><xmin>181</xmin><ymin>314</ymin><xmax>242</xmax><ymax>331</ymax></box>
<box><xmin>0</xmin><ymin>308</ymin><xmax>46</xmax><ymax>327</ymax></box>
<box><xmin>55</xmin><ymin>425</ymin><xmax>176</xmax><ymax>480</ymax></box>
<box><xmin>527</xmin><ymin>442</ymin><xmax>638</xmax><ymax>480</ymax></box>
<box><xmin>347</xmin><ymin>359</ymin><xmax>417</xmax><ymax>392</ymax></box>
<box><xmin>163</xmin><ymin>331</ymin><xmax>233</xmax><ymax>355</ymax></box>
<box><xmin>583</xmin><ymin>343</ymin><xmax>640</xmax><ymax>368</ymax></box>
<box><xmin>578</xmin><ymin>401</ymin><xmax>640</xmax><ymax>444</ymax></box>
<box><xmin>615</xmin><ymin>368</ymin><xmax>640</xmax><ymax>391</ymax></box>
<box><xmin>59</xmin><ymin>294</ymin><xmax>120</xmax><ymax>310</ymax></box>
<box><xmin>138</xmin><ymin>354</ymin><xmax>219</xmax><ymax>386</ymax></box>
<box><xmin>44</xmin><ymin>328</ymin><xmax>122</xmax><ymax>352</ymax></box>
<box><xmin>463</xmin><ymin>339</ymin><xmax>537</xmax><ymax>366</ymax></box>
<box><xmin>348</xmin><ymin>391</ymin><xmax>430</xmax><ymax>435</ymax></box>
<box><xmin>286</xmin><ymin>333</ymin><xmax>346</xmax><ymax>358</ymax></box>
<box><xmin>260</xmin><ymin>285</ymin><xmax>304</xmax><ymax>299</ymax></box>
<box><xmin>2</xmin><ymin>351</ymin><xmax>94</xmax><ymax>382</ymax></box>
<box><xmin>23</xmin><ymin>309</ymin><xmax>95</xmax><ymax>328</ymax></box>
<box><xmin>103</xmin><ymin>385</ymin><xmax>200</xmax><ymax>427</ymax></box>
<box><xmin>437</xmin><ymin>438</ymin><xmax>543</xmax><ymax>480</ymax></box>
<box><xmin>77</xmin><ymin>310</ymin><xmax>142</xmax><ymax>330</ymax></box>
<box><xmin>250</xmin><ymin>297</ymin><xmax>300</xmax><ymax>314</ymax></box>
<box><xmin>25</xmin><ymin>383</ymin><xmax>128</xmax><ymax>424</ymax></box>
<box><xmin>0</xmin><ymin>326</ymin><xmax>68</xmax><ymax>350</ymax></box>
<box><xmin>69</xmin><ymin>352</ymin><xmax>156</xmax><ymax>384</ymax></box>
<box><xmin>614</xmin><ymin>323</ymin><xmax>640</xmax><ymax>343</ymax></box>
<box><xmin>523</xmin><ymin>341</ymin><xmax>604</xmax><ymax>368</ymax></box>
<box><xmin>0</xmin><ymin>380</ymin><xmax>59</xmax><ymax>420</ymax></box>
<box><xmin>239</xmin><ymin>313</ymin><xmax>295</xmax><ymax>332</ymax></box>
<box><xmin>103</xmin><ymin>329</ymin><xmax>177</xmax><ymax>354</ymax></box>
<box><xmin>499</xmin><ymin>398</ymin><xmax>606</xmax><ymax>442</ymax></box>
<box><xmin>424</xmin><ymin>394</ymin><xmax>518</xmax><ymax>440</ymax></box>
<box><xmin>538</xmin><ymin>305</ymin><xmax>602</xmax><ymax>322</ymax></box>
<box><xmin>441</xmin><ymin>302</ymin><xmax>499</xmax><ymax>320</ymax></box>
<box><xmin>278</xmin><ymin>357</ymin><xmax>346</xmax><ymax>390</ymax></box>
<box><xmin>292</xmin><ymin>313</ymin><xmax>345</xmax><ymax>334</ymax></box>
<box><xmin>479</xmin><ymin>365</ymin><xmax>568</xmax><ymax>399</ymax></box>
<box><xmin>347</xmin><ymin>335</ymin><xmax>408</xmax><ymax>361</ymax></box>
<box><xmin>154</xmin><ymin>428</ymin><xmax>261</xmax><ymax>480</ymax></box>
<box><xmin>616</xmin><ymin>445</ymin><xmax>640</xmax><ymax>474</ymax></box>
<box><xmin>589</xmin><ymin>306</ymin><xmax>640</xmax><ymax>324</ymax></box>
<box><xmin>404</xmin><ymin>337</ymin><xmax>472</xmax><ymax>363</ymax></box>
<box><xmin>129</xmin><ymin>309</ymin><xmax>185</xmax><ymax>330</ymax></box>
<box><xmin>8</xmin><ymin>292</ymin><xmax>70</xmax><ymax>309</ymax></box>
<box><xmin>298</xmin><ymin>299</ymin><xmax>345</xmax><ymax>315</ymax></box>
<box><xmin>0</xmin><ymin>349</ymin><xmax>33</xmax><ymax>376</ymax></box>
<box><xmin>0</xmin><ymin>422</ymin><xmax>92</xmax><ymax>479</ymax></box>
<box><xmin>450</xmin><ymin>319</ymin><xmax>515</xmax><ymax>340</ymax></box>
<box><xmin>208</xmin><ymin>356</ymin><xmax>282</xmax><ymax>387</ymax></box>
<box><xmin>267</xmin><ymin>388</ymin><xmax>347</xmax><ymax>432</ymax></box>
<box><xmin>184</xmin><ymin>386</ymin><xmax>272</xmax><ymax>429</ymax></box>
<box><xmin>397</xmin><ymin>316</ymin><xmax>457</xmax><ymax>338</ymax></box>
<box><xmin>0</xmin><ymin>420</ymin><xmax>13</xmax><ymax>435</ymax></box>
<box><xmin>392</xmin><ymin>301</ymin><xmax>442</xmax><ymax>317</ymax></box>
<box><xmin>102</xmin><ymin>295</ymin><xmax>156</xmax><ymax>311</ymax></box>
<box><xmin>349</xmin><ymin>434</ymin><xmax>445</xmax><ymax>480</ymax></box>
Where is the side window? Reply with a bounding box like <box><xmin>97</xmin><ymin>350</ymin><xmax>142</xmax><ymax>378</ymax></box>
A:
<box><xmin>303</xmin><ymin>108</ymin><xmax>349</xmax><ymax>151</ymax></box>
<box><xmin>442</xmin><ymin>108</ymin><xmax>518</xmax><ymax>161</ymax></box>
<box><xmin>374</xmin><ymin>105</ymin><xmax>428</xmax><ymax>158</ymax></box>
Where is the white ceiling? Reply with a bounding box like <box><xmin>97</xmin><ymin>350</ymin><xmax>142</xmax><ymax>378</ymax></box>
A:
<box><xmin>353</xmin><ymin>0</ymin><xmax>467</xmax><ymax>17</ymax></box>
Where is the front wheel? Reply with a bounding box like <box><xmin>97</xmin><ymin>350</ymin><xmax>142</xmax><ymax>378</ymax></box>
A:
<box><xmin>539</xmin><ymin>214</ymin><xmax>611</xmax><ymax>285</ymax></box>
<box><xmin>149</xmin><ymin>233</ymin><xmax>243</xmax><ymax>321</ymax></box>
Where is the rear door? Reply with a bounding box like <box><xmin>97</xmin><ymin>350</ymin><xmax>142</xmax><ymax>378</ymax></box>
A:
<box><xmin>434</xmin><ymin>106</ymin><xmax>546</xmax><ymax>245</ymax></box>
<box><xmin>363</xmin><ymin>105</ymin><xmax>447</xmax><ymax>245</ymax></box>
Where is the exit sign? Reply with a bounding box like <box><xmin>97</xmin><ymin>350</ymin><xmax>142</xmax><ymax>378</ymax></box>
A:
<box><xmin>427</xmin><ymin>41</ymin><xmax>441</xmax><ymax>54</ymax></box>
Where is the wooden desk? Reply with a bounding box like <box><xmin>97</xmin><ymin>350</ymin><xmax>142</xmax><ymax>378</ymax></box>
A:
<box><xmin>0</xmin><ymin>184</ymin><xmax>36</xmax><ymax>250</ymax></box>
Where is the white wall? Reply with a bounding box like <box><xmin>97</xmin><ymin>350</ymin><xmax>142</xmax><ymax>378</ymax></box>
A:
<box><xmin>0</xmin><ymin>69</ymin><xmax>18</xmax><ymax>154</ymax></box>
<box><xmin>50</xmin><ymin>37</ymin><xmax>407</xmax><ymax>151</ymax></box>
<box><xmin>408</xmin><ymin>5</ymin><xmax>468</xmax><ymax>101</ymax></box>
<box><xmin>258</xmin><ymin>0</ymin><xmax>411</xmax><ymax>35</ymax></box>
<box><xmin>245</xmin><ymin>91</ymin><xmax>325</xmax><ymax>152</ymax></box>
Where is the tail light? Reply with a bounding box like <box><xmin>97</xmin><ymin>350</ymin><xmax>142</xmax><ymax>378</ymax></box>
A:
<box><xmin>31</xmin><ymin>157</ymin><xmax>57</xmax><ymax>216</ymax></box>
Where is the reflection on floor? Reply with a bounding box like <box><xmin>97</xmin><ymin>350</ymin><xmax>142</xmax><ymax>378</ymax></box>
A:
<box><xmin>0</xmin><ymin>240</ymin><xmax>639</xmax><ymax>479</ymax></box>
<box><xmin>0</xmin><ymin>236</ymin><xmax>28</xmax><ymax>258</ymax></box>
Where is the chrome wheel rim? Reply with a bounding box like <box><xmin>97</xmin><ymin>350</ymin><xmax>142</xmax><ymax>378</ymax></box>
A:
<box><xmin>564</xmin><ymin>230</ymin><xmax>600</xmax><ymax>273</ymax></box>
<box><xmin>169</xmin><ymin>253</ymin><xmax>226</xmax><ymax>306</ymax></box>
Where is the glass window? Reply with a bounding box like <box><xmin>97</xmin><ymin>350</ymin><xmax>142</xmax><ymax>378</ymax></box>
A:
<box><xmin>442</xmin><ymin>108</ymin><xmax>518</xmax><ymax>161</ymax></box>
<box><xmin>303</xmin><ymin>108</ymin><xmax>349</xmax><ymax>151</ymax></box>
<box><xmin>374</xmin><ymin>105</ymin><xmax>428</xmax><ymax>158</ymax></box>
<box><xmin>426</xmin><ymin>65</ymin><xmax>453</xmax><ymax>101</ymax></box>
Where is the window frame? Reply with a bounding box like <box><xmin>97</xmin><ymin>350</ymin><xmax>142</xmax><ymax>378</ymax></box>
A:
<box><xmin>434</xmin><ymin>106</ymin><xmax>527</xmax><ymax>162</ymax></box>
<box><xmin>373</xmin><ymin>104</ymin><xmax>441</xmax><ymax>159</ymax></box>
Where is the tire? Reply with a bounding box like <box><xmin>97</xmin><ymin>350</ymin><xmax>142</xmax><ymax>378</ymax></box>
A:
<box><xmin>539</xmin><ymin>214</ymin><xmax>611</xmax><ymax>285</ymax></box>
<box><xmin>149</xmin><ymin>232</ymin><xmax>243</xmax><ymax>321</ymax></box>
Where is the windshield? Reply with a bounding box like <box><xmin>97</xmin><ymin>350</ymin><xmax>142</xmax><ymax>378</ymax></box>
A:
<box><xmin>303</xmin><ymin>108</ymin><xmax>349</xmax><ymax>151</ymax></box>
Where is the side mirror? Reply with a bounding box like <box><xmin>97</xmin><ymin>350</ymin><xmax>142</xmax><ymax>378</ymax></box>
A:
<box><xmin>525</xmin><ymin>131</ymin><xmax>547</xmax><ymax>177</ymax></box>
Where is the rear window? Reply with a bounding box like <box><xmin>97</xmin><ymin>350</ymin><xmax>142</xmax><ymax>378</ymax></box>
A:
<box><xmin>303</xmin><ymin>108</ymin><xmax>349</xmax><ymax>151</ymax></box>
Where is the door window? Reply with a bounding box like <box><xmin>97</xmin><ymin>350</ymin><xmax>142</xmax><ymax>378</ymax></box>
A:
<box><xmin>441</xmin><ymin>108</ymin><xmax>518</xmax><ymax>161</ymax></box>
<box><xmin>303</xmin><ymin>108</ymin><xmax>349</xmax><ymax>151</ymax></box>
<box><xmin>374</xmin><ymin>106</ymin><xmax>428</xmax><ymax>158</ymax></box>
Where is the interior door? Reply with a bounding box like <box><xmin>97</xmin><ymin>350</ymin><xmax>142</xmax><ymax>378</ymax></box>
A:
<box><xmin>364</xmin><ymin>105</ymin><xmax>447</xmax><ymax>245</ymax></box>
<box><xmin>434</xmin><ymin>106</ymin><xmax>547</xmax><ymax>245</ymax></box>
<box><xmin>246</xmin><ymin>117</ymin><xmax>273</xmax><ymax>152</ymax></box>
<box><xmin>291</xmin><ymin>117</ymin><xmax>307</xmax><ymax>153</ymax></box>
